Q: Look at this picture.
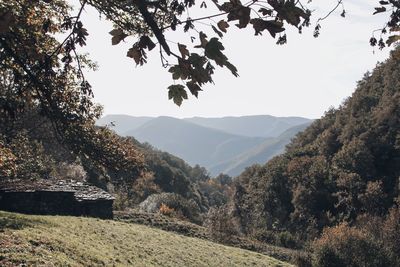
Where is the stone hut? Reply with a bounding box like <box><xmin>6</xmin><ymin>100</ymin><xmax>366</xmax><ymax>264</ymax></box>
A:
<box><xmin>0</xmin><ymin>179</ymin><xmax>114</xmax><ymax>219</ymax></box>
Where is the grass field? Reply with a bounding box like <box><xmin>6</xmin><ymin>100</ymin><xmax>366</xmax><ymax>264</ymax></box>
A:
<box><xmin>0</xmin><ymin>211</ymin><xmax>292</xmax><ymax>266</ymax></box>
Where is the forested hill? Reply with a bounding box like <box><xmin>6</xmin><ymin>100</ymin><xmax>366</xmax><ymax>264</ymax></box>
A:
<box><xmin>233</xmin><ymin>48</ymin><xmax>400</xmax><ymax>253</ymax></box>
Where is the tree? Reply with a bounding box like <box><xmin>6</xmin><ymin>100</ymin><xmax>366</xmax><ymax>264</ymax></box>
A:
<box><xmin>0</xmin><ymin>0</ymin><xmax>399</xmax><ymax>180</ymax></box>
<box><xmin>0</xmin><ymin>1</ymin><xmax>145</xmax><ymax>182</ymax></box>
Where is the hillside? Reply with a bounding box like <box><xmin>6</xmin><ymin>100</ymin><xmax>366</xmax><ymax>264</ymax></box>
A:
<box><xmin>0</xmin><ymin>211</ymin><xmax>291</xmax><ymax>267</ymax></box>
<box><xmin>209</xmin><ymin>122</ymin><xmax>312</xmax><ymax>176</ymax></box>
<box><xmin>232</xmin><ymin>49</ymin><xmax>400</xmax><ymax>254</ymax></box>
<box><xmin>185</xmin><ymin>115</ymin><xmax>311</xmax><ymax>138</ymax></box>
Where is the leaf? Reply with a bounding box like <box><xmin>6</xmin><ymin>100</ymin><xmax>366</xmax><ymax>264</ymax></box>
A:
<box><xmin>195</xmin><ymin>32</ymin><xmax>208</xmax><ymax>48</ymax></box>
<box><xmin>186</xmin><ymin>81</ymin><xmax>202</xmax><ymax>97</ymax></box>
<box><xmin>178</xmin><ymin>43</ymin><xmax>189</xmax><ymax>58</ymax></box>
<box><xmin>217</xmin><ymin>20</ymin><xmax>229</xmax><ymax>33</ymax></box>
<box><xmin>138</xmin><ymin>36</ymin><xmax>156</xmax><ymax>51</ymax></box>
<box><xmin>386</xmin><ymin>35</ymin><xmax>400</xmax><ymax>46</ymax></box>
<box><xmin>184</xmin><ymin>20</ymin><xmax>194</xmax><ymax>32</ymax></box>
<box><xmin>168</xmin><ymin>85</ymin><xmax>188</xmax><ymax>106</ymax></box>
<box><xmin>109</xmin><ymin>29</ymin><xmax>128</xmax><ymax>45</ymax></box>
<box><xmin>225</xmin><ymin>61</ymin><xmax>239</xmax><ymax>77</ymax></box>
<box><xmin>227</xmin><ymin>6</ymin><xmax>251</xmax><ymax>29</ymax></box>
<box><xmin>373</xmin><ymin>6</ymin><xmax>386</xmax><ymax>15</ymax></box>
<box><xmin>211</xmin><ymin>25</ymin><xmax>223</xmax><ymax>38</ymax></box>
<box><xmin>169</xmin><ymin>65</ymin><xmax>187</xmax><ymax>80</ymax></box>
<box><xmin>258</xmin><ymin>8</ymin><xmax>272</xmax><ymax>16</ymax></box>
<box><xmin>205</xmin><ymin>37</ymin><xmax>227</xmax><ymax>66</ymax></box>
<box><xmin>127</xmin><ymin>45</ymin><xmax>147</xmax><ymax>65</ymax></box>
<box><xmin>250</xmin><ymin>19</ymin><xmax>285</xmax><ymax>37</ymax></box>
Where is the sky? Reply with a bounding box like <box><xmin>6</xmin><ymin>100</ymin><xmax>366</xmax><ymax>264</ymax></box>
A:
<box><xmin>75</xmin><ymin>0</ymin><xmax>391</xmax><ymax>119</ymax></box>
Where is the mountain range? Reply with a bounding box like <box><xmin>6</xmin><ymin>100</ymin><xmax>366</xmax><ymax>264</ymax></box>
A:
<box><xmin>97</xmin><ymin>115</ymin><xmax>312</xmax><ymax>176</ymax></box>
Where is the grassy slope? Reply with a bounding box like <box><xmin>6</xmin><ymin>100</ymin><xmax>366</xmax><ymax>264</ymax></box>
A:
<box><xmin>0</xmin><ymin>211</ymin><xmax>292</xmax><ymax>267</ymax></box>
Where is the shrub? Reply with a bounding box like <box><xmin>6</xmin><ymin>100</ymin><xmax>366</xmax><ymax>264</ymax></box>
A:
<box><xmin>382</xmin><ymin>206</ymin><xmax>400</xmax><ymax>266</ymax></box>
<box><xmin>159</xmin><ymin>203</ymin><xmax>175</xmax><ymax>216</ymax></box>
<box><xmin>139</xmin><ymin>193</ymin><xmax>202</xmax><ymax>224</ymax></box>
<box><xmin>204</xmin><ymin>205</ymin><xmax>239</xmax><ymax>242</ymax></box>
<box><xmin>251</xmin><ymin>229</ymin><xmax>301</xmax><ymax>249</ymax></box>
<box><xmin>312</xmin><ymin>223</ymin><xmax>390</xmax><ymax>267</ymax></box>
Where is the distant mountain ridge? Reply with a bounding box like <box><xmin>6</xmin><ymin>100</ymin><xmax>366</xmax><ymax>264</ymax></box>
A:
<box><xmin>97</xmin><ymin>114</ymin><xmax>312</xmax><ymax>176</ymax></box>
<box><xmin>208</xmin><ymin>122</ymin><xmax>312</xmax><ymax>176</ymax></box>
<box><xmin>185</xmin><ymin>115</ymin><xmax>311</xmax><ymax>138</ymax></box>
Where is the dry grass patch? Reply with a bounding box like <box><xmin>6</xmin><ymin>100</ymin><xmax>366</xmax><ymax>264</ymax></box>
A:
<box><xmin>0</xmin><ymin>211</ymin><xmax>292</xmax><ymax>267</ymax></box>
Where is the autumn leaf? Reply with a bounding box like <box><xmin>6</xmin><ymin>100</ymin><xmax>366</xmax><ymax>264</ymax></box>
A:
<box><xmin>138</xmin><ymin>36</ymin><xmax>156</xmax><ymax>51</ymax></box>
<box><xmin>127</xmin><ymin>45</ymin><xmax>147</xmax><ymax>65</ymax></box>
<box><xmin>205</xmin><ymin>38</ymin><xmax>227</xmax><ymax>66</ymax></box>
<box><xmin>227</xmin><ymin>6</ymin><xmax>251</xmax><ymax>28</ymax></box>
<box><xmin>212</xmin><ymin>25</ymin><xmax>223</xmax><ymax>38</ymax></box>
<box><xmin>250</xmin><ymin>18</ymin><xmax>285</xmax><ymax>37</ymax></box>
<box><xmin>168</xmin><ymin>84</ymin><xmax>188</xmax><ymax>106</ymax></box>
<box><xmin>169</xmin><ymin>65</ymin><xmax>187</xmax><ymax>80</ymax></box>
<box><xmin>225</xmin><ymin>61</ymin><xmax>239</xmax><ymax>77</ymax></box>
<box><xmin>195</xmin><ymin>31</ymin><xmax>208</xmax><ymax>48</ymax></box>
<box><xmin>178</xmin><ymin>43</ymin><xmax>189</xmax><ymax>58</ymax></box>
<box><xmin>109</xmin><ymin>29</ymin><xmax>128</xmax><ymax>45</ymax></box>
<box><xmin>186</xmin><ymin>81</ymin><xmax>202</xmax><ymax>97</ymax></box>
<box><xmin>217</xmin><ymin>20</ymin><xmax>229</xmax><ymax>33</ymax></box>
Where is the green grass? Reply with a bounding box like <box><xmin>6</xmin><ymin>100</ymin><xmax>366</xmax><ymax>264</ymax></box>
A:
<box><xmin>0</xmin><ymin>211</ymin><xmax>292</xmax><ymax>266</ymax></box>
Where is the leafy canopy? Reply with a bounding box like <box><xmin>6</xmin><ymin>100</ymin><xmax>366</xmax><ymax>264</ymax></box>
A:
<box><xmin>1</xmin><ymin>0</ymin><xmax>398</xmax><ymax>112</ymax></box>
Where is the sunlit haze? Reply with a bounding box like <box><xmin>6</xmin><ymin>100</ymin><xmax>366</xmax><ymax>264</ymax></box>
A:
<box><xmin>75</xmin><ymin>0</ymin><xmax>390</xmax><ymax>119</ymax></box>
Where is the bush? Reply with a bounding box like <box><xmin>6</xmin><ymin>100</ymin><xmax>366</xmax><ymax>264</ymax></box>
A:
<box><xmin>382</xmin><ymin>206</ymin><xmax>400</xmax><ymax>266</ymax></box>
<box><xmin>312</xmin><ymin>223</ymin><xmax>390</xmax><ymax>267</ymax></box>
<box><xmin>139</xmin><ymin>193</ymin><xmax>202</xmax><ymax>224</ymax></box>
<box><xmin>204</xmin><ymin>205</ymin><xmax>239</xmax><ymax>242</ymax></box>
<box><xmin>159</xmin><ymin>203</ymin><xmax>175</xmax><ymax>216</ymax></box>
<box><xmin>251</xmin><ymin>229</ymin><xmax>301</xmax><ymax>249</ymax></box>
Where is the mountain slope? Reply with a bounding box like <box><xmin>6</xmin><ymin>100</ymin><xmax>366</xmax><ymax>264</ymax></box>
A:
<box><xmin>232</xmin><ymin>49</ymin><xmax>400</xmax><ymax>242</ymax></box>
<box><xmin>126</xmin><ymin>116</ymin><xmax>265</xmax><ymax>167</ymax></box>
<box><xmin>97</xmin><ymin>114</ymin><xmax>153</xmax><ymax>136</ymax></box>
<box><xmin>185</xmin><ymin>115</ymin><xmax>311</xmax><ymax>137</ymax></box>
<box><xmin>97</xmin><ymin>115</ymin><xmax>311</xmax><ymax>176</ymax></box>
<box><xmin>209</xmin><ymin>122</ymin><xmax>312</xmax><ymax>176</ymax></box>
<box><xmin>0</xmin><ymin>211</ymin><xmax>291</xmax><ymax>267</ymax></box>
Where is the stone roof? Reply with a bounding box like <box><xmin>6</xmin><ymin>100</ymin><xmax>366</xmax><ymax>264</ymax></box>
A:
<box><xmin>0</xmin><ymin>179</ymin><xmax>114</xmax><ymax>201</ymax></box>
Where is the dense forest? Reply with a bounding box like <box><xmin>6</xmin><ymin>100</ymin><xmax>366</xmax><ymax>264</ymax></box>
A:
<box><xmin>231</xmin><ymin>47</ymin><xmax>400</xmax><ymax>266</ymax></box>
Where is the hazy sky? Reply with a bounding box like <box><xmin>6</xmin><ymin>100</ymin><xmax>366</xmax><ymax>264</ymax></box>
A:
<box><xmin>76</xmin><ymin>1</ymin><xmax>391</xmax><ymax>119</ymax></box>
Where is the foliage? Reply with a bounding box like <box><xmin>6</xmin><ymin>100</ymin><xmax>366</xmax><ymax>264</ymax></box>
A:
<box><xmin>204</xmin><ymin>205</ymin><xmax>239</xmax><ymax>242</ymax></box>
<box><xmin>0</xmin><ymin>0</ymin><xmax>146</xmax><ymax>184</ymax></box>
<box><xmin>197</xmin><ymin>178</ymin><xmax>233</xmax><ymax>207</ymax></box>
<box><xmin>139</xmin><ymin>192</ymin><xmax>202</xmax><ymax>223</ymax></box>
<box><xmin>232</xmin><ymin>48</ymin><xmax>400</xmax><ymax>252</ymax></box>
<box><xmin>159</xmin><ymin>203</ymin><xmax>175</xmax><ymax>216</ymax></box>
<box><xmin>0</xmin><ymin>131</ymin><xmax>55</xmax><ymax>180</ymax></box>
<box><xmin>1</xmin><ymin>0</ymin><xmax>398</xmax><ymax>116</ymax></box>
<box><xmin>312</xmin><ymin>223</ymin><xmax>390</xmax><ymax>267</ymax></box>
